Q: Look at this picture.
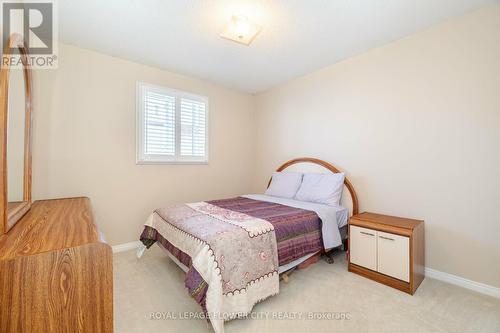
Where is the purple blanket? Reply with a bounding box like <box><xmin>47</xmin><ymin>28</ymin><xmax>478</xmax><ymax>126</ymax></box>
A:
<box><xmin>207</xmin><ymin>197</ymin><xmax>323</xmax><ymax>265</ymax></box>
<box><xmin>140</xmin><ymin>197</ymin><xmax>323</xmax><ymax>319</ymax></box>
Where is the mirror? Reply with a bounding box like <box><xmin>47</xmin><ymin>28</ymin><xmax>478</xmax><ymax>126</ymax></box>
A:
<box><xmin>7</xmin><ymin>67</ymin><xmax>26</xmax><ymax>217</ymax></box>
<box><xmin>1</xmin><ymin>33</ymin><xmax>32</xmax><ymax>234</ymax></box>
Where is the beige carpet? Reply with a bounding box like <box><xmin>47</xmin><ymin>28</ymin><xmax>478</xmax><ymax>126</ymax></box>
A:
<box><xmin>114</xmin><ymin>246</ymin><xmax>500</xmax><ymax>333</ymax></box>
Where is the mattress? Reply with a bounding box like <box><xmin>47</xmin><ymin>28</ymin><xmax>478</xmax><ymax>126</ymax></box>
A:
<box><xmin>142</xmin><ymin>196</ymin><xmax>349</xmax><ymax>274</ymax></box>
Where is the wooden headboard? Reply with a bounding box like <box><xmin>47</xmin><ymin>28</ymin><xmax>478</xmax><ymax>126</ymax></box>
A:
<box><xmin>267</xmin><ymin>157</ymin><xmax>359</xmax><ymax>216</ymax></box>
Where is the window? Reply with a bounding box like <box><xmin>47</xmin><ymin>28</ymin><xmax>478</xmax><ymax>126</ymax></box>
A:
<box><xmin>137</xmin><ymin>82</ymin><xmax>208</xmax><ymax>164</ymax></box>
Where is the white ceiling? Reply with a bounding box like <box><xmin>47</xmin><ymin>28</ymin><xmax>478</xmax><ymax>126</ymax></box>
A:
<box><xmin>59</xmin><ymin>0</ymin><xmax>497</xmax><ymax>93</ymax></box>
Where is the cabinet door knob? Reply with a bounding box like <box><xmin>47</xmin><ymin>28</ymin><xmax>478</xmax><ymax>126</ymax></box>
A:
<box><xmin>360</xmin><ymin>231</ymin><xmax>375</xmax><ymax>237</ymax></box>
<box><xmin>379</xmin><ymin>235</ymin><xmax>395</xmax><ymax>241</ymax></box>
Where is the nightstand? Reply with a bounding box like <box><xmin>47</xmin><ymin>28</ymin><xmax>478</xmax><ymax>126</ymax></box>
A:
<box><xmin>348</xmin><ymin>212</ymin><xmax>425</xmax><ymax>295</ymax></box>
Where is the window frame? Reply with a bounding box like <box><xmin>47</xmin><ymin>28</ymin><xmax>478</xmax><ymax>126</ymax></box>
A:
<box><xmin>136</xmin><ymin>81</ymin><xmax>209</xmax><ymax>165</ymax></box>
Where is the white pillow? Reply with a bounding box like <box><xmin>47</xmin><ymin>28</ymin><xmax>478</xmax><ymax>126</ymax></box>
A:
<box><xmin>294</xmin><ymin>173</ymin><xmax>345</xmax><ymax>206</ymax></box>
<box><xmin>265</xmin><ymin>172</ymin><xmax>303</xmax><ymax>199</ymax></box>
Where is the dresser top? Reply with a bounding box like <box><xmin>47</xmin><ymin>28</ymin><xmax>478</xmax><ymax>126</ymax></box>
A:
<box><xmin>351</xmin><ymin>212</ymin><xmax>423</xmax><ymax>230</ymax></box>
<box><xmin>0</xmin><ymin>197</ymin><xmax>102</xmax><ymax>260</ymax></box>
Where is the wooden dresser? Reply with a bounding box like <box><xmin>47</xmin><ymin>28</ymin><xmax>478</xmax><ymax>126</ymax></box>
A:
<box><xmin>0</xmin><ymin>197</ymin><xmax>113</xmax><ymax>332</ymax></box>
<box><xmin>348</xmin><ymin>212</ymin><xmax>425</xmax><ymax>295</ymax></box>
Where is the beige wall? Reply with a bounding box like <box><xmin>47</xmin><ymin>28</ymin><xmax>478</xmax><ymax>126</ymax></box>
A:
<box><xmin>254</xmin><ymin>6</ymin><xmax>500</xmax><ymax>287</ymax></box>
<box><xmin>30</xmin><ymin>6</ymin><xmax>500</xmax><ymax>288</ymax></box>
<box><xmin>32</xmin><ymin>44</ymin><xmax>256</xmax><ymax>245</ymax></box>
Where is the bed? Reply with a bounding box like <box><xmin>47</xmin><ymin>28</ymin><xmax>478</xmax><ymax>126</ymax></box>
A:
<box><xmin>137</xmin><ymin>157</ymin><xmax>358</xmax><ymax>333</ymax></box>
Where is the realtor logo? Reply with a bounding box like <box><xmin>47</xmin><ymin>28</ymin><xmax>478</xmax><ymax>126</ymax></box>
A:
<box><xmin>1</xmin><ymin>0</ymin><xmax>58</xmax><ymax>68</ymax></box>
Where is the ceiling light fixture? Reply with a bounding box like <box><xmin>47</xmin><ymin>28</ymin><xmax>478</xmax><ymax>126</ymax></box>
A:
<box><xmin>220</xmin><ymin>15</ymin><xmax>261</xmax><ymax>46</ymax></box>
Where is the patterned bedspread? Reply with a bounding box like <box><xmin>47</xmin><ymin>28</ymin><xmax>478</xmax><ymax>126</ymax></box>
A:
<box><xmin>140</xmin><ymin>197</ymin><xmax>323</xmax><ymax>333</ymax></box>
<box><xmin>207</xmin><ymin>197</ymin><xmax>323</xmax><ymax>265</ymax></box>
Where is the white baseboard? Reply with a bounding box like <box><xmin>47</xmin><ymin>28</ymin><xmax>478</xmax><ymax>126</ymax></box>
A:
<box><xmin>425</xmin><ymin>267</ymin><xmax>500</xmax><ymax>299</ymax></box>
<box><xmin>112</xmin><ymin>241</ymin><xmax>142</xmax><ymax>253</ymax></box>
<box><xmin>110</xmin><ymin>241</ymin><xmax>499</xmax><ymax>299</ymax></box>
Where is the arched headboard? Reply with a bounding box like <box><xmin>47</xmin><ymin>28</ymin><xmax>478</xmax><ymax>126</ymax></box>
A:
<box><xmin>267</xmin><ymin>157</ymin><xmax>359</xmax><ymax>216</ymax></box>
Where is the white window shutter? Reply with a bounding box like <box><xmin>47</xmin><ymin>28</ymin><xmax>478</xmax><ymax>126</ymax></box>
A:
<box><xmin>137</xmin><ymin>82</ymin><xmax>208</xmax><ymax>164</ymax></box>
<box><xmin>180</xmin><ymin>98</ymin><xmax>207</xmax><ymax>158</ymax></box>
<box><xmin>144</xmin><ymin>90</ymin><xmax>176</xmax><ymax>156</ymax></box>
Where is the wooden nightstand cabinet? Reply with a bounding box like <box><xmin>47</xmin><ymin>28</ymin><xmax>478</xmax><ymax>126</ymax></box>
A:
<box><xmin>348</xmin><ymin>212</ymin><xmax>425</xmax><ymax>295</ymax></box>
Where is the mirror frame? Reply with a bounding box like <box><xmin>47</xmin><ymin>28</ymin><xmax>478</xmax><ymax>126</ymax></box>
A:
<box><xmin>0</xmin><ymin>33</ymin><xmax>33</xmax><ymax>234</ymax></box>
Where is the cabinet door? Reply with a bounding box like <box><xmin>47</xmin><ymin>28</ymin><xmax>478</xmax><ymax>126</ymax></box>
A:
<box><xmin>350</xmin><ymin>225</ymin><xmax>377</xmax><ymax>271</ymax></box>
<box><xmin>377</xmin><ymin>231</ymin><xmax>410</xmax><ymax>282</ymax></box>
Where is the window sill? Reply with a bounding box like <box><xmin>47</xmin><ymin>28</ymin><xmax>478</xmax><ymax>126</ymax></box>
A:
<box><xmin>136</xmin><ymin>160</ymin><xmax>209</xmax><ymax>165</ymax></box>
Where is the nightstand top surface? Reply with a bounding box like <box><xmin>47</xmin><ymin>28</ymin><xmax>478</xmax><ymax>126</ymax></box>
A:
<box><xmin>351</xmin><ymin>212</ymin><xmax>423</xmax><ymax>230</ymax></box>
